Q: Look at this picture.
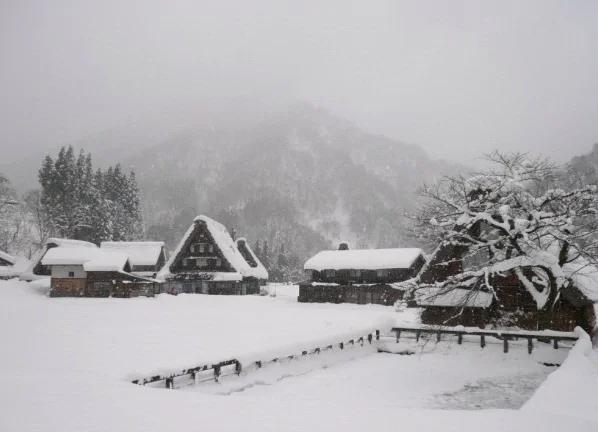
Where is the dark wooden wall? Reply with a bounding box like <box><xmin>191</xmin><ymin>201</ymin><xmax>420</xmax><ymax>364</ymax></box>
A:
<box><xmin>298</xmin><ymin>283</ymin><xmax>403</xmax><ymax>306</ymax></box>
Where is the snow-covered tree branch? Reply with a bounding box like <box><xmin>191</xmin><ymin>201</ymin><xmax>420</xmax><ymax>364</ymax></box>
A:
<box><xmin>409</xmin><ymin>151</ymin><xmax>598</xmax><ymax>310</ymax></box>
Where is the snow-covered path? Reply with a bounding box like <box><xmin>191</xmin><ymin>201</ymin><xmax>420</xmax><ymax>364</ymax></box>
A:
<box><xmin>0</xmin><ymin>281</ymin><xmax>596</xmax><ymax>432</ymax></box>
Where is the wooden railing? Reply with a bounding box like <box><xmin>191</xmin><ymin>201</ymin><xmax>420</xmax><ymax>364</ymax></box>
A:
<box><xmin>132</xmin><ymin>330</ymin><xmax>380</xmax><ymax>389</ymax></box>
<box><xmin>391</xmin><ymin>325</ymin><xmax>578</xmax><ymax>354</ymax></box>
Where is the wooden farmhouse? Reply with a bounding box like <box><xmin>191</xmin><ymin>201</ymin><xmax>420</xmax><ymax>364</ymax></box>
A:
<box><xmin>413</xmin><ymin>241</ymin><xmax>598</xmax><ymax>333</ymax></box>
<box><xmin>299</xmin><ymin>244</ymin><xmax>426</xmax><ymax>305</ymax></box>
<box><xmin>19</xmin><ymin>238</ymin><xmax>97</xmax><ymax>282</ymax></box>
<box><xmin>157</xmin><ymin>215</ymin><xmax>266</xmax><ymax>295</ymax></box>
<box><xmin>42</xmin><ymin>246</ymin><xmax>159</xmax><ymax>297</ymax></box>
<box><xmin>0</xmin><ymin>250</ymin><xmax>17</xmax><ymax>280</ymax></box>
<box><xmin>100</xmin><ymin>241</ymin><xmax>166</xmax><ymax>278</ymax></box>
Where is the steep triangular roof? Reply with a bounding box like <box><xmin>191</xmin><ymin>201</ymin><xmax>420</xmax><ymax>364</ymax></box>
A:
<box><xmin>236</xmin><ymin>238</ymin><xmax>268</xmax><ymax>280</ymax></box>
<box><xmin>157</xmin><ymin>215</ymin><xmax>251</xmax><ymax>280</ymax></box>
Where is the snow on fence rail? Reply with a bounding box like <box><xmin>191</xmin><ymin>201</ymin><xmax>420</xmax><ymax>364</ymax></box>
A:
<box><xmin>132</xmin><ymin>330</ymin><xmax>381</xmax><ymax>389</ymax></box>
<box><xmin>391</xmin><ymin>325</ymin><xmax>578</xmax><ymax>354</ymax></box>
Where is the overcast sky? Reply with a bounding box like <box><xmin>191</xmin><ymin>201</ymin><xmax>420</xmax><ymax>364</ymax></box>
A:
<box><xmin>1</xmin><ymin>0</ymin><xmax>598</xmax><ymax>164</ymax></box>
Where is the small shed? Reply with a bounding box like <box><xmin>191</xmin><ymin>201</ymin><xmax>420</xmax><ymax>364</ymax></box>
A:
<box><xmin>299</xmin><ymin>244</ymin><xmax>426</xmax><ymax>305</ymax></box>
<box><xmin>413</xmin><ymin>287</ymin><xmax>494</xmax><ymax>327</ymax></box>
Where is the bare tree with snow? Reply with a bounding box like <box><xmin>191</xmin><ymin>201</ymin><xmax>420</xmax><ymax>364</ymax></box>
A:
<box><xmin>408</xmin><ymin>152</ymin><xmax>598</xmax><ymax>312</ymax></box>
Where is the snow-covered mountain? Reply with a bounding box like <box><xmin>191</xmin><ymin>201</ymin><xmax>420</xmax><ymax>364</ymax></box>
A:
<box><xmin>127</xmin><ymin>104</ymin><xmax>462</xmax><ymax>273</ymax></box>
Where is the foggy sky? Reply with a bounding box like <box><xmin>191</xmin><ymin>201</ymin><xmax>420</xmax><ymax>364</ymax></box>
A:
<box><xmin>1</xmin><ymin>0</ymin><xmax>598</xmax><ymax>164</ymax></box>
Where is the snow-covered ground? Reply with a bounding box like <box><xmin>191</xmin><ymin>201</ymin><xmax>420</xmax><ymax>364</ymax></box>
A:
<box><xmin>0</xmin><ymin>280</ymin><xmax>596</xmax><ymax>431</ymax></box>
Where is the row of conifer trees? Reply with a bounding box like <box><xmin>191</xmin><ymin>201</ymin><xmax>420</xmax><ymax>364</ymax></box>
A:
<box><xmin>38</xmin><ymin>146</ymin><xmax>143</xmax><ymax>244</ymax></box>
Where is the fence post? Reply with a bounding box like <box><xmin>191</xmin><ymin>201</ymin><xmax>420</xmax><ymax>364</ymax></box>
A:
<box><xmin>553</xmin><ymin>338</ymin><xmax>559</xmax><ymax>349</ymax></box>
<box><xmin>503</xmin><ymin>337</ymin><xmax>509</xmax><ymax>353</ymax></box>
<box><xmin>395</xmin><ymin>330</ymin><xmax>401</xmax><ymax>343</ymax></box>
<box><xmin>165</xmin><ymin>377</ymin><xmax>173</xmax><ymax>389</ymax></box>
<box><xmin>235</xmin><ymin>361</ymin><xmax>242</xmax><ymax>375</ymax></box>
<box><xmin>416</xmin><ymin>330</ymin><xmax>421</xmax><ymax>342</ymax></box>
<box><xmin>368</xmin><ymin>334</ymin><xmax>373</xmax><ymax>344</ymax></box>
<box><xmin>480</xmin><ymin>334</ymin><xmax>486</xmax><ymax>349</ymax></box>
<box><xmin>436</xmin><ymin>331</ymin><xmax>441</xmax><ymax>342</ymax></box>
<box><xmin>375</xmin><ymin>330</ymin><xmax>380</xmax><ymax>341</ymax></box>
<box><xmin>214</xmin><ymin>365</ymin><xmax>221</xmax><ymax>382</ymax></box>
<box><xmin>527</xmin><ymin>337</ymin><xmax>533</xmax><ymax>354</ymax></box>
<box><xmin>340</xmin><ymin>342</ymin><xmax>344</xmax><ymax>350</ymax></box>
<box><xmin>457</xmin><ymin>333</ymin><xmax>463</xmax><ymax>345</ymax></box>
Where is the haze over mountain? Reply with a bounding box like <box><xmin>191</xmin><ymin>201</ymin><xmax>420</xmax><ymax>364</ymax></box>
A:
<box><xmin>1</xmin><ymin>103</ymin><xmax>597</xmax><ymax>279</ymax></box>
<box><xmin>120</xmin><ymin>104</ymin><xmax>462</xmax><ymax>275</ymax></box>
<box><xmin>568</xmin><ymin>143</ymin><xmax>598</xmax><ymax>186</ymax></box>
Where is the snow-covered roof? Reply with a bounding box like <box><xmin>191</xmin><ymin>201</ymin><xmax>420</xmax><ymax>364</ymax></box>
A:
<box><xmin>41</xmin><ymin>246</ymin><xmax>133</xmax><ymax>273</ymax></box>
<box><xmin>414</xmin><ymin>287</ymin><xmax>494</xmax><ymax>308</ymax></box>
<box><xmin>236</xmin><ymin>238</ymin><xmax>268</xmax><ymax>280</ymax></box>
<box><xmin>100</xmin><ymin>241</ymin><xmax>164</xmax><ymax>266</ymax></box>
<box><xmin>46</xmin><ymin>238</ymin><xmax>98</xmax><ymax>249</ymax></box>
<box><xmin>83</xmin><ymin>252</ymin><xmax>130</xmax><ymax>272</ymax></box>
<box><xmin>158</xmin><ymin>215</ymin><xmax>256</xmax><ymax>281</ymax></box>
<box><xmin>41</xmin><ymin>247</ymin><xmax>101</xmax><ymax>266</ymax></box>
<box><xmin>304</xmin><ymin>248</ymin><xmax>424</xmax><ymax>271</ymax></box>
<box><xmin>0</xmin><ymin>250</ymin><xmax>16</xmax><ymax>266</ymax></box>
<box><xmin>20</xmin><ymin>238</ymin><xmax>98</xmax><ymax>281</ymax></box>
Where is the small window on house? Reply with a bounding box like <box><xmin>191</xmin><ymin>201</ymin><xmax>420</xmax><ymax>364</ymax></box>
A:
<box><xmin>199</xmin><ymin>243</ymin><xmax>205</xmax><ymax>253</ymax></box>
<box><xmin>68</xmin><ymin>271</ymin><xmax>75</xmax><ymax>278</ymax></box>
<box><xmin>208</xmin><ymin>244</ymin><xmax>214</xmax><ymax>253</ymax></box>
<box><xmin>325</xmin><ymin>269</ymin><xmax>336</xmax><ymax>278</ymax></box>
<box><xmin>350</xmin><ymin>269</ymin><xmax>361</xmax><ymax>278</ymax></box>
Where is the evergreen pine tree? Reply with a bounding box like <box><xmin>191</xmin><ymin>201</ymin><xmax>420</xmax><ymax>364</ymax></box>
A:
<box><xmin>37</xmin><ymin>147</ymin><xmax>144</xmax><ymax>244</ymax></box>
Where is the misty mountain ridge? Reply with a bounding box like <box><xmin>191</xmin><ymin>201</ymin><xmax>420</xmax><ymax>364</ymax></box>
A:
<box><xmin>127</xmin><ymin>104</ymin><xmax>462</xmax><ymax>275</ymax></box>
<box><xmin>568</xmin><ymin>142</ymin><xmax>598</xmax><ymax>185</ymax></box>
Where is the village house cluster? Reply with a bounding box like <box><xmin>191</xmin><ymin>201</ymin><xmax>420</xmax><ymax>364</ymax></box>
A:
<box><xmin>13</xmin><ymin>215</ymin><xmax>268</xmax><ymax>298</ymax></box>
<box><xmin>2</xmin><ymin>213</ymin><xmax>597</xmax><ymax>335</ymax></box>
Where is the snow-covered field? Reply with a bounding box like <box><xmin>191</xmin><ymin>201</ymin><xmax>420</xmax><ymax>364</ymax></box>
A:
<box><xmin>1</xmin><ymin>280</ymin><xmax>597</xmax><ymax>431</ymax></box>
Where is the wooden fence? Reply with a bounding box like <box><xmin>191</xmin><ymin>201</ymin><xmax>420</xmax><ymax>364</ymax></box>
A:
<box><xmin>132</xmin><ymin>330</ymin><xmax>381</xmax><ymax>389</ymax></box>
<box><xmin>391</xmin><ymin>325</ymin><xmax>578</xmax><ymax>354</ymax></box>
